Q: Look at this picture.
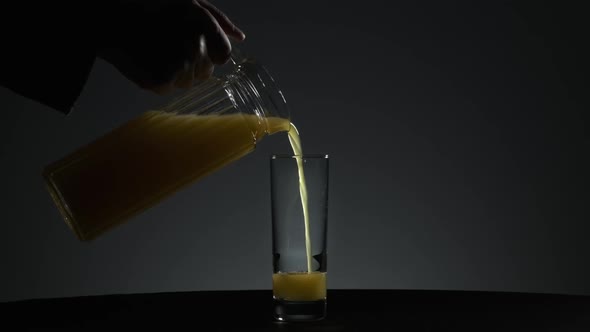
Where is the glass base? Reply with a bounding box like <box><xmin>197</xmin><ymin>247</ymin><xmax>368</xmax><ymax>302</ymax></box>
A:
<box><xmin>272</xmin><ymin>297</ymin><xmax>327</xmax><ymax>322</ymax></box>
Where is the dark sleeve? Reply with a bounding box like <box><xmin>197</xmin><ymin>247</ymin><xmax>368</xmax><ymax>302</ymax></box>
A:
<box><xmin>0</xmin><ymin>2</ymin><xmax>98</xmax><ymax>115</ymax></box>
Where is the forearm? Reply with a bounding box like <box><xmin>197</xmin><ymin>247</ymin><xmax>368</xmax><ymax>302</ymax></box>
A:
<box><xmin>1</xmin><ymin>2</ymin><xmax>100</xmax><ymax>114</ymax></box>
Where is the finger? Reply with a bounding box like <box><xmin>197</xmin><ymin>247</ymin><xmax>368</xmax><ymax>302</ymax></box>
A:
<box><xmin>194</xmin><ymin>37</ymin><xmax>215</xmax><ymax>80</ymax></box>
<box><xmin>195</xmin><ymin>56</ymin><xmax>214</xmax><ymax>80</ymax></box>
<box><xmin>192</xmin><ymin>1</ymin><xmax>232</xmax><ymax>65</ymax></box>
<box><xmin>172</xmin><ymin>29</ymin><xmax>200</xmax><ymax>89</ymax></box>
<box><xmin>175</xmin><ymin>60</ymin><xmax>196</xmax><ymax>88</ymax></box>
<box><xmin>196</xmin><ymin>0</ymin><xmax>246</xmax><ymax>41</ymax></box>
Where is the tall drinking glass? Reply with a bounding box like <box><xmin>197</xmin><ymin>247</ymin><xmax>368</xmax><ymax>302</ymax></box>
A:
<box><xmin>270</xmin><ymin>154</ymin><xmax>329</xmax><ymax>322</ymax></box>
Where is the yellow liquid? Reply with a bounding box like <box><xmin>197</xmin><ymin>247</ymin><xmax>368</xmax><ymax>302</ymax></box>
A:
<box><xmin>285</xmin><ymin>124</ymin><xmax>313</xmax><ymax>273</ymax></box>
<box><xmin>43</xmin><ymin>110</ymin><xmax>291</xmax><ymax>241</ymax></box>
<box><xmin>272</xmin><ymin>272</ymin><xmax>326</xmax><ymax>301</ymax></box>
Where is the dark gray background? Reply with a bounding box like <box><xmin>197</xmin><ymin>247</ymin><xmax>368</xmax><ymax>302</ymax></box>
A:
<box><xmin>1</xmin><ymin>0</ymin><xmax>589</xmax><ymax>302</ymax></box>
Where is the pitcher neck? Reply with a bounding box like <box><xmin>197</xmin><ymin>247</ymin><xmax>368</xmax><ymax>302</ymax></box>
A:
<box><xmin>225</xmin><ymin>60</ymin><xmax>291</xmax><ymax>137</ymax></box>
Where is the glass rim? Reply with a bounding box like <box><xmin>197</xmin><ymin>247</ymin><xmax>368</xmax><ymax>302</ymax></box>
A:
<box><xmin>271</xmin><ymin>153</ymin><xmax>329</xmax><ymax>159</ymax></box>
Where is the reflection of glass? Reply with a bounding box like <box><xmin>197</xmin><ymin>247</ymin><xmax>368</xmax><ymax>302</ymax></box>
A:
<box><xmin>270</xmin><ymin>154</ymin><xmax>329</xmax><ymax>322</ymax></box>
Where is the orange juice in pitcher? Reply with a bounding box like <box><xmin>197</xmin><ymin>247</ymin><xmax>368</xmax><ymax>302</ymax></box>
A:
<box><xmin>43</xmin><ymin>57</ymin><xmax>292</xmax><ymax>241</ymax></box>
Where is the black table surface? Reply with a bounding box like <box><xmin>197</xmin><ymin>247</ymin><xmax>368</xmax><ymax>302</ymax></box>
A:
<box><xmin>2</xmin><ymin>289</ymin><xmax>590</xmax><ymax>331</ymax></box>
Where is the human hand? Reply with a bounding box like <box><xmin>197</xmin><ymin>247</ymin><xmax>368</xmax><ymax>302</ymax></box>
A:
<box><xmin>96</xmin><ymin>0</ymin><xmax>245</xmax><ymax>95</ymax></box>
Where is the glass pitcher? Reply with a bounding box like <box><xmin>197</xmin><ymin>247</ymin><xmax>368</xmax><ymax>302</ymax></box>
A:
<box><xmin>43</xmin><ymin>51</ymin><xmax>292</xmax><ymax>241</ymax></box>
